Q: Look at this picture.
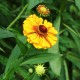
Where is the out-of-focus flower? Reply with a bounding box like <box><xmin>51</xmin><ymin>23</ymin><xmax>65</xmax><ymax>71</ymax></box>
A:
<box><xmin>36</xmin><ymin>5</ymin><xmax>50</xmax><ymax>17</ymax></box>
<box><xmin>35</xmin><ymin>64</ymin><xmax>46</xmax><ymax>76</ymax></box>
<box><xmin>23</xmin><ymin>14</ymin><xmax>58</xmax><ymax>49</ymax></box>
<box><xmin>28</xmin><ymin>68</ymin><xmax>33</xmax><ymax>73</ymax></box>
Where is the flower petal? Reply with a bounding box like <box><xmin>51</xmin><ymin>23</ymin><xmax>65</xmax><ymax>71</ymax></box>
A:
<box><xmin>48</xmin><ymin>27</ymin><xmax>58</xmax><ymax>34</ymax></box>
<box><xmin>46</xmin><ymin>33</ymin><xmax>58</xmax><ymax>46</ymax></box>
<box><xmin>39</xmin><ymin>37</ymin><xmax>50</xmax><ymax>49</ymax></box>
<box><xmin>27</xmin><ymin>33</ymin><xmax>39</xmax><ymax>43</ymax></box>
<box><xmin>43</xmin><ymin>20</ymin><xmax>52</xmax><ymax>28</ymax></box>
<box><xmin>33</xmin><ymin>43</ymin><xmax>42</xmax><ymax>49</ymax></box>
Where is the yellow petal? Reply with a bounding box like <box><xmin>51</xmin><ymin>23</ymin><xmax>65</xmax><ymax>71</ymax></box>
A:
<box><xmin>43</xmin><ymin>20</ymin><xmax>52</xmax><ymax>28</ymax></box>
<box><xmin>23</xmin><ymin>20</ymin><xmax>36</xmax><ymax>34</ymax></box>
<box><xmin>32</xmin><ymin>35</ymin><xmax>40</xmax><ymax>43</ymax></box>
<box><xmin>43</xmin><ymin>20</ymin><xmax>48</xmax><ymax>27</ymax></box>
<box><xmin>46</xmin><ymin>33</ymin><xmax>58</xmax><ymax>46</ymax></box>
<box><xmin>39</xmin><ymin>37</ymin><xmax>50</xmax><ymax>48</ymax></box>
<box><xmin>33</xmin><ymin>43</ymin><xmax>42</xmax><ymax>49</ymax></box>
<box><xmin>27</xmin><ymin>33</ymin><xmax>39</xmax><ymax>43</ymax></box>
<box><xmin>23</xmin><ymin>20</ymin><xmax>32</xmax><ymax>28</ymax></box>
<box><xmin>23</xmin><ymin>28</ymin><xmax>35</xmax><ymax>34</ymax></box>
<box><xmin>32</xmin><ymin>36</ymin><xmax>51</xmax><ymax>49</ymax></box>
<box><xmin>26</xmin><ymin>14</ymin><xmax>43</xmax><ymax>26</ymax></box>
<box><xmin>23</xmin><ymin>30</ymin><xmax>27</xmax><ymax>36</ymax></box>
<box><xmin>27</xmin><ymin>38</ymin><xmax>33</xmax><ymax>43</ymax></box>
<box><xmin>48</xmin><ymin>27</ymin><xmax>58</xmax><ymax>34</ymax></box>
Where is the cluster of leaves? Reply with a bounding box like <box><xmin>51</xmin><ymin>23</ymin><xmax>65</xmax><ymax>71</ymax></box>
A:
<box><xmin>0</xmin><ymin>0</ymin><xmax>80</xmax><ymax>80</ymax></box>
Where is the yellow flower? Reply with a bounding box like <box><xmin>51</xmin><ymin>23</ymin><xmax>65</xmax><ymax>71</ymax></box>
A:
<box><xmin>35</xmin><ymin>64</ymin><xmax>46</xmax><ymax>76</ymax></box>
<box><xmin>36</xmin><ymin>5</ymin><xmax>50</xmax><ymax>17</ymax></box>
<box><xmin>23</xmin><ymin>14</ymin><xmax>58</xmax><ymax>49</ymax></box>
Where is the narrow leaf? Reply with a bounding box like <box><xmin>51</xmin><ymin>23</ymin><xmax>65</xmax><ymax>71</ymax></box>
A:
<box><xmin>75</xmin><ymin>0</ymin><xmax>80</xmax><ymax>10</ymax></box>
<box><xmin>48</xmin><ymin>15</ymin><xmax>61</xmax><ymax>76</ymax></box>
<box><xmin>27</xmin><ymin>0</ymin><xmax>43</xmax><ymax>10</ymax></box>
<box><xmin>16</xmin><ymin>67</ymin><xmax>29</xmax><ymax>79</ymax></box>
<box><xmin>64</xmin><ymin>60</ymin><xmax>70</xmax><ymax>80</ymax></box>
<box><xmin>66</xmin><ymin>52</ymin><xmax>80</xmax><ymax>68</ymax></box>
<box><xmin>0</xmin><ymin>55</ymin><xmax>8</xmax><ymax>66</ymax></box>
<box><xmin>16</xmin><ymin>38</ymin><xmax>28</xmax><ymax>55</ymax></box>
<box><xmin>0</xmin><ymin>28</ymin><xmax>15</xmax><ymax>39</ymax></box>
<box><xmin>20</xmin><ymin>54</ymin><xmax>61</xmax><ymax>65</ymax></box>
<box><xmin>63</xmin><ymin>24</ymin><xmax>80</xmax><ymax>52</ymax></box>
<box><xmin>4</xmin><ymin>45</ymin><xmax>21</xmax><ymax>74</ymax></box>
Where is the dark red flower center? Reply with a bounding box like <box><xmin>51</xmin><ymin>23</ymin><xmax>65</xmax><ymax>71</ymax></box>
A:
<box><xmin>39</xmin><ymin>25</ymin><xmax>47</xmax><ymax>34</ymax></box>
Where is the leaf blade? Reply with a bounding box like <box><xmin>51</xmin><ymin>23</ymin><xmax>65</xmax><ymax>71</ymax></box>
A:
<box><xmin>75</xmin><ymin>0</ymin><xmax>80</xmax><ymax>10</ymax></box>
<box><xmin>0</xmin><ymin>28</ymin><xmax>15</xmax><ymax>39</ymax></box>
<box><xmin>48</xmin><ymin>15</ymin><xmax>61</xmax><ymax>76</ymax></box>
<box><xmin>20</xmin><ymin>53</ymin><xmax>61</xmax><ymax>65</ymax></box>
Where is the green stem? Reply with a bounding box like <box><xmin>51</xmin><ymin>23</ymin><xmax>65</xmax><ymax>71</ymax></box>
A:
<box><xmin>64</xmin><ymin>60</ymin><xmax>70</xmax><ymax>80</ymax></box>
<box><xmin>7</xmin><ymin>4</ymin><xmax>28</xmax><ymax>30</ymax></box>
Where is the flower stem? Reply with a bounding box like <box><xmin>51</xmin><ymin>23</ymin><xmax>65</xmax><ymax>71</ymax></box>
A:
<box><xmin>7</xmin><ymin>4</ymin><xmax>28</xmax><ymax>30</ymax></box>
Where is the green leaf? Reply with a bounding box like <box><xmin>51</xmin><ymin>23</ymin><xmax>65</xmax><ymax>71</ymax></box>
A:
<box><xmin>32</xmin><ymin>74</ymin><xmax>40</xmax><ymax>80</ymax></box>
<box><xmin>16</xmin><ymin>38</ymin><xmax>28</xmax><ymax>55</ymax></box>
<box><xmin>4</xmin><ymin>45</ymin><xmax>21</xmax><ymax>73</ymax></box>
<box><xmin>20</xmin><ymin>53</ymin><xmax>61</xmax><ymax>65</ymax></box>
<box><xmin>63</xmin><ymin>60</ymin><xmax>70</xmax><ymax>80</ymax></box>
<box><xmin>21</xmin><ymin>0</ymin><xmax>28</xmax><ymax>6</ymax></box>
<box><xmin>59</xmin><ymin>61</ymin><xmax>66</xmax><ymax>80</ymax></box>
<box><xmin>0</xmin><ymin>75</ymin><xmax>3</xmax><ymax>80</ymax></box>
<box><xmin>0</xmin><ymin>28</ymin><xmax>15</xmax><ymax>39</ymax></box>
<box><xmin>63</xmin><ymin>24</ymin><xmax>80</xmax><ymax>52</ymax></box>
<box><xmin>50</xmin><ymin>57</ymin><xmax>62</xmax><ymax>75</ymax></box>
<box><xmin>63</xmin><ymin>24</ymin><xmax>78</xmax><ymax>36</ymax></box>
<box><xmin>59</xmin><ymin>60</ymin><xmax>70</xmax><ymax>80</ymax></box>
<box><xmin>48</xmin><ymin>15</ymin><xmax>61</xmax><ymax>76</ymax></box>
<box><xmin>16</xmin><ymin>67</ymin><xmax>29</xmax><ymax>79</ymax></box>
<box><xmin>0</xmin><ymin>4</ymin><xmax>12</xmax><ymax>26</ymax></box>
<box><xmin>60</xmin><ymin>36</ymin><xmax>77</xmax><ymax>49</ymax></box>
<box><xmin>3</xmin><ymin>59</ymin><xmax>22</xmax><ymax>80</ymax></box>
<box><xmin>70</xmin><ymin>32</ymin><xmax>80</xmax><ymax>52</ymax></box>
<box><xmin>0</xmin><ymin>47</ymin><xmax>5</xmax><ymax>53</ymax></box>
<box><xmin>4</xmin><ymin>45</ymin><xmax>21</xmax><ymax>79</ymax></box>
<box><xmin>48</xmin><ymin>15</ymin><xmax>61</xmax><ymax>53</ymax></box>
<box><xmin>43</xmin><ymin>0</ymin><xmax>53</xmax><ymax>4</ymax></box>
<box><xmin>66</xmin><ymin>52</ymin><xmax>80</xmax><ymax>69</ymax></box>
<box><xmin>0</xmin><ymin>40</ymin><xmax>12</xmax><ymax>50</ymax></box>
<box><xmin>0</xmin><ymin>54</ymin><xmax>8</xmax><ymax>66</ymax></box>
<box><xmin>16</xmin><ymin>33</ymin><xmax>27</xmax><ymax>44</ymax></box>
<box><xmin>27</xmin><ymin>0</ymin><xmax>43</xmax><ymax>10</ymax></box>
<box><xmin>0</xmin><ymin>4</ymin><xmax>11</xmax><ymax>17</ymax></box>
<box><xmin>75</xmin><ymin>0</ymin><xmax>80</xmax><ymax>10</ymax></box>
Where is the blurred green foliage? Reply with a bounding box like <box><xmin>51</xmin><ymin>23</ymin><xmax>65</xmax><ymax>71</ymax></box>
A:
<box><xmin>0</xmin><ymin>0</ymin><xmax>80</xmax><ymax>80</ymax></box>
